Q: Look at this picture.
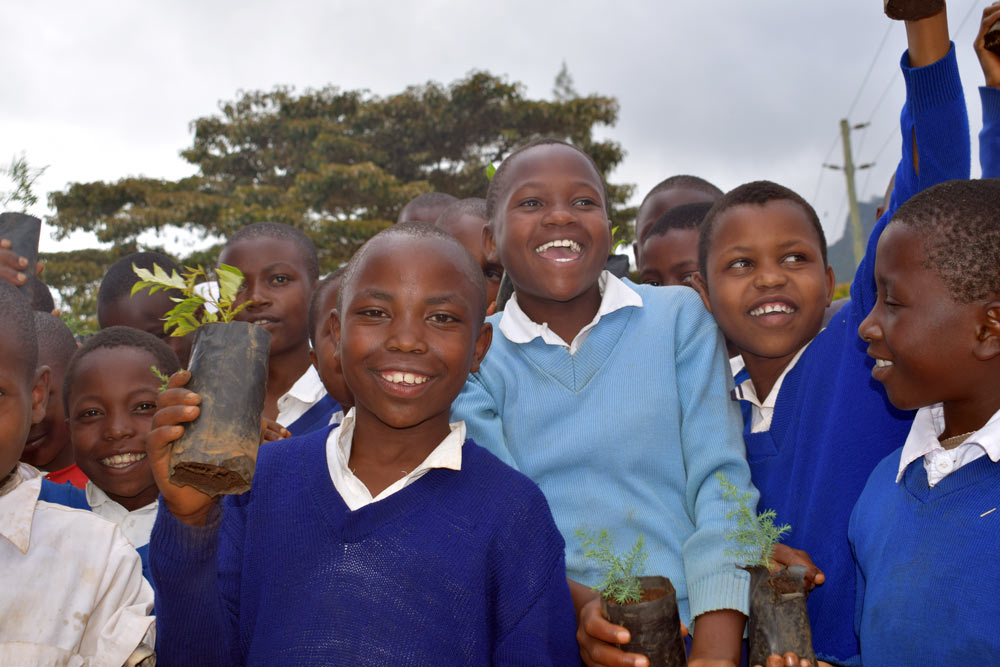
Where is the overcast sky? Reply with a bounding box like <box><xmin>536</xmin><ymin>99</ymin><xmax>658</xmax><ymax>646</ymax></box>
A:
<box><xmin>1</xmin><ymin>0</ymin><xmax>991</xmax><ymax>257</ymax></box>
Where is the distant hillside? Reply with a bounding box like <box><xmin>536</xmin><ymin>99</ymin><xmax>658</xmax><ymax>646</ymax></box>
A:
<box><xmin>827</xmin><ymin>196</ymin><xmax>881</xmax><ymax>285</ymax></box>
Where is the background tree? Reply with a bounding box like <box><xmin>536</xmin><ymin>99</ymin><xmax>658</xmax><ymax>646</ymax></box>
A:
<box><xmin>44</xmin><ymin>67</ymin><xmax>633</xmax><ymax>327</ymax></box>
<box><xmin>1</xmin><ymin>153</ymin><xmax>48</xmax><ymax>212</ymax></box>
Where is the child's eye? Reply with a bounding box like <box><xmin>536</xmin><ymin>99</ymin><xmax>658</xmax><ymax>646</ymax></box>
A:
<box><xmin>357</xmin><ymin>307</ymin><xmax>388</xmax><ymax>319</ymax></box>
<box><xmin>681</xmin><ymin>273</ymin><xmax>696</xmax><ymax>286</ymax></box>
<box><xmin>484</xmin><ymin>268</ymin><xmax>503</xmax><ymax>283</ymax></box>
<box><xmin>135</xmin><ymin>402</ymin><xmax>157</xmax><ymax>413</ymax></box>
<box><xmin>270</xmin><ymin>275</ymin><xmax>291</xmax><ymax>286</ymax></box>
<box><xmin>518</xmin><ymin>198</ymin><xmax>542</xmax><ymax>208</ymax></box>
<box><xmin>78</xmin><ymin>408</ymin><xmax>102</xmax><ymax>420</ymax></box>
<box><xmin>573</xmin><ymin>197</ymin><xmax>598</xmax><ymax>207</ymax></box>
<box><xmin>782</xmin><ymin>253</ymin><xmax>807</xmax><ymax>265</ymax></box>
<box><xmin>727</xmin><ymin>258</ymin><xmax>752</xmax><ymax>270</ymax></box>
<box><xmin>429</xmin><ymin>313</ymin><xmax>459</xmax><ymax>324</ymax></box>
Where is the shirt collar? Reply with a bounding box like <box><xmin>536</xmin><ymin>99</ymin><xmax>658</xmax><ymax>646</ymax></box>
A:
<box><xmin>329</xmin><ymin>407</ymin><xmax>466</xmax><ymax>481</ymax></box>
<box><xmin>896</xmin><ymin>404</ymin><xmax>1000</xmax><ymax>482</ymax></box>
<box><xmin>498</xmin><ymin>271</ymin><xmax>643</xmax><ymax>354</ymax></box>
<box><xmin>0</xmin><ymin>464</ymin><xmax>42</xmax><ymax>554</ymax></box>
<box><xmin>276</xmin><ymin>365</ymin><xmax>329</xmax><ymax>425</ymax></box>
<box><xmin>732</xmin><ymin>342</ymin><xmax>811</xmax><ymax>410</ymax></box>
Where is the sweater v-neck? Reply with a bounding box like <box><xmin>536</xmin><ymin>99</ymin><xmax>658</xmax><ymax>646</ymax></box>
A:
<box><xmin>517</xmin><ymin>305</ymin><xmax>634</xmax><ymax>393</ymax></box>
<box><xmin>902</xmin><ymin>453</ymin><xmax>1000</xmax><ymax>503</ymax></box>
<box><xmin>304</xmin><ymin>431</ymin><xmax>465</xmax><ymax>543</ymax></box>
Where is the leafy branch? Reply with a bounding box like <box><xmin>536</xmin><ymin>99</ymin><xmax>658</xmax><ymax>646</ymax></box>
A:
<box><xmin>131</xmin><ymin>263</ymin><xmax>250</xmax><ymax>337</ymax></box>
<box><xmin>576</xmin><ymin>529</ymin><xmax>647</xmax><ymax>604</ymax></box>
<box><xmin>718</xmin><ymin>473</ymin><xmax>790</xmax><ymax>568</ymax></box>
<box><xmin>150</xmin><ymin>366</ymin><xmax>170</xmax><ymax>392</ymax></box>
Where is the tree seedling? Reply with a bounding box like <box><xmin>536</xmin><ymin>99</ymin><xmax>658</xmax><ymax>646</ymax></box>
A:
<box><xmin>717</xmin><ymin>472</ymin><xmax>790</xmax><ymax>568</ymax></box>
<box><xmin>130</xmin><ymin>262</ymin><xmax>250</xmax><ymax>337</ymax></box>
<box><xmin>576</xmin><ymin>528</ymin><xmax>648</xmax><ymax>604</ymax></box>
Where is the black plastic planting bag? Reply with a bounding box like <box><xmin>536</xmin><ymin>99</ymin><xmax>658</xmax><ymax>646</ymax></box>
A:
<box><xmin>601</xmin><ymin>576</ymin><xmax>687</xmax><ymax>667</ymax></box>
<box><xmin>746</xmin><ymin>565</ymin><xmax>817</xmax><ymax>667</ymax></box>
<box><xmin>169</xmin><ymin>321</ymin><xmax>270</xmax><ymax>496</ymax></box>
<box><xmin>0</xmin><ymin>212</ymin><xmax>41</xmax><ymax>294</ymax></box>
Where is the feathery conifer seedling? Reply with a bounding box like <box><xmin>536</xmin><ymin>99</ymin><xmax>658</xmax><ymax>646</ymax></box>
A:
<box><xmin>130</xmin><ymin>263</ymin><xmax>250</xmax><ymax>337</ymax></box>
<box><xmin>717</xmin><ymin>472</ymin><xmax>791</xmax><ymax>568</ymax></box>
<box><xmin>576</xmin><ymin>529</ymin><xmax>648</xmax><ymax>604</ymax></box>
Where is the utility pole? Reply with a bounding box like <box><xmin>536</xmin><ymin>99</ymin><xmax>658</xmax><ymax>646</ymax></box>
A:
<box><xmin>824</xmin><ymin>119</ymin><xmax>873</xmax><ymax>269</ymax></box>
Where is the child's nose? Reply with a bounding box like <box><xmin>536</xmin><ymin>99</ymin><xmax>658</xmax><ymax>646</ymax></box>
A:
<box><xmin>858</xmin><ymin>308</ymin><xmax>883</xmax><ymax>342</ymax></box>
<box><xmin>541</xmin><ymin>203</ymin><xmax>575</xmax><ymax>225</ymax></box>
<box><xmin>385</xmin><ymin>317</ymin><xmax>426</xmax><ymax>353</ymax></box>
<box><xmin>105</xmin><ymin>415</ymin><xmax>137</xmax><ymax>440</ymax></box>
<box><xmin>244</xmin><ymin>279</ymin><xmax>271</xmax><ymax>307</ymax></box>
<box><xmin>752</xmin><ymin>263</ymin><xmax>787</xmax><ymax>288</ymax></box>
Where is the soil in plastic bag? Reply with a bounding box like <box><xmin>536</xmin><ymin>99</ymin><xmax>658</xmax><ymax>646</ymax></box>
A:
<box><xmin>745</xmin><ymin>565</ymin><xmax>817</xmax><ymax>667</ymax></box>
<box><xmin>601</xmin><ymin>576</ymin><xmax>687</xmax><ymax>667</ymax></box>
<box><xmin>883</xmin><ymin>0</ymin><xmax>945</xmax><ymax>21</ymax></box>
<box><xmin>169</xmin><ymin>321</ymin><xmax>270</xmax><ymax>496</ymax></box>
<box><xmin>986</xmin><ymin>20</ymin><xmax>1000</xmax><ymax>54</ymax></box>
<box><xmin>0</xmin><ymin>213</ymin><xmax>40</xmax><ymax>294</ymax></box>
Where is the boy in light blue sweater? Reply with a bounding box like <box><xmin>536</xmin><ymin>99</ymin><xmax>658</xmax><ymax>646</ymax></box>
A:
<box><xmin>451</xmin><ymin>139</ymin><xmax>756</xmax><ymax>666</ymax></box>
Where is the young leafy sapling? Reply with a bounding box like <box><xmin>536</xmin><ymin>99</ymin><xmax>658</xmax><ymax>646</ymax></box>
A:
<box><xmin>717</xmin><ymin>472</ymin><xmax>791</xmax><ymax>568</ymax></box>
<box><xmin>130</xmin><ymin>263</ymin><xmax>250</xmax><ymax>337</ymax></box>
<box><xmin>576</xmin><ymin>529</ymin><xmax>648</xmax><ymax>604</ymax></box>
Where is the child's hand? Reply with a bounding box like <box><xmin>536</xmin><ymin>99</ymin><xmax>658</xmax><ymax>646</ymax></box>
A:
<box><xmin>753</xmin><ymin>656</ymin><xmax>833</xmax><ymax>667</ymax></box>
<box><xmin>770</xmin><ymin>544</ymin><xmax>825</xmax><ymax>592</ymax></box>
<box><xmin>260</xmin><ymin>416</ymin><xmax>291</xmax><ymax>443</ymax></box>
<box><xmin>975</xmin><ymin>3</ymin><xmax>1000</xmax><ymax>88</ymax></box>
<box><xmin>0</xmin><ymin>238</ymin><xmax>30</xmax><ymax>287</ymax></box>
<box><xmin>146</xmin><ymin>369</ymin><xmax>217</xmax><ymax>525</ymax></box>
<box><xmin>577</xmin><ymin>597</ymin><xmax>649</xmax><ymax>667</ymax></box>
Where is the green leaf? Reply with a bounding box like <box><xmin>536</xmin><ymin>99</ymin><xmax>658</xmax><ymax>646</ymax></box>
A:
<box><xmin>216</xmin><ymin>263</ymin><xmax>244</xmax><ymax>304</ymax></box>
<box><xmin>486</xmin><ymin>163</ymin><xmax>497</xmax><ymax>181</ymax></box>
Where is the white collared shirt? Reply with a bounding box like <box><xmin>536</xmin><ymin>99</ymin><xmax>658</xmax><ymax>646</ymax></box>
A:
<box><xmin>276</xmin><ymin>364</ymin><xmax>329</xmax><ymax>428</ymax></box>
<box><xmin>732</xmin><ymin>343</ymin><xmax>811</xmax><ymax>433</ymax></box>
<box><xmin>326</xmin><ymin>408</ymin><xmax>466</xmax><ymax>511</ymax></box>
<box><xmin>896</xmin><ymin>404</ymin><xmax>1000</xmax><ymax>487</ymax></box>
<box><xmin>0</xmin><ymin>464</ymin><xmax>155</xmax><ymax>666</ymax></box>
<box><xmin>86</xmin><ymin>481</ymin><xmax>158</xmax><ymax>549</ymax></box>
<box><xmin>499</xmin><ymin>271</ymin><xmax>643</xmax><ymax>355</ymax></box>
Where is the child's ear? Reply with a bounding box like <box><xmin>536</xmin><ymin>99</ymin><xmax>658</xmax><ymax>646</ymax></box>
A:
<box><xmin>469</xmin><ymin>322</ymin><xmax>493</xmax><ymax>374</ymax></box>
<box><xmin>973</xmin><ymin>301</ymin><xmax>1000</xmax><ymax>361</ymax></box>
<box><xmin>692</xmin><ymin>272</ymin><xmax>713</xmax><ymax>313</ymax></box>
<box><xmin>483</xmin><ymin>224</ymin><xmax>498</xmax><ymax>263</ymax></box>
<box><xmin>825</xmin><ymin>265</ymin><xmax>836</xmax><ymax>307</ymax></box>
<box><xmin>31</xmin><ymin>365</ymin><xmax>50</xmax><ymax>425</ymax></box>
<box><xmin>329</xmin><ymin>311</ymin><xmax>343</xmax><ymax>374</ymax></box>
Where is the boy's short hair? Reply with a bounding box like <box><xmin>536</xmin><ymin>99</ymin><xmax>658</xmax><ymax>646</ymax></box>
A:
<box><xmin>62</xmin><ymin>326</ymin><xmax>181</xmax><ymax>414</ymax></box>
<box><xmin>435</xmin><ymin>198</ymin><xmax>488</xmax><ymax>228</ymax></box>
<box><xmin>698</xmin><ymin>180</ymin><xmax>827</xmax><ymax>275</ymax></box>
<box><xmin>0</xmin><ymin>281</ymin><xmax>38</xmax><ymax>381</ymax></box>
<box><xmin>307</xmin><ymin>267</ymin><xmax>347</xmax><ymax>348</ymax></box>
<box><xmin>339</xmin><ymin>222</ymin><xmax>488</xmax><ymax>323</ymax></box>
<box><xmin>26</xmin><ymin>276</ymin><xmax>55</xmax><ymax>313</ymax></box>
<box><xmin>34</xmin><ymin>312</ymin><xmax>77</xmax><ymax>367</ymax></box>
<box><xmin>225</xmin><ymin>222</ymin><xmax>320</xmax><ymax>282</ymax></box>
<box><xmin>485</xmin><ymin>138</ymin><xmax>609</xmax><ymax>223</ymax></box>
<box><xmin>397</xmin><ymin>192</ymin><xmax>459</xmax><ymax>225</ymax></box>
<box><xmin>645</xmin><ymin>202</ymin><xmax>714</xmax><ymax>242</ymax></box>
<box><xmin>97</xmin><ymin>251</ymin><xmax>183</xmax><ymax>318</ymax></box>
<box><xmin>639</xmin><ymin>175</ymin><xmax>723</xmax><ymax>209</ymax></box>
<box><xmin>892</xmin><ymin>178</ymin><xmax>1000</xmax><ymax>303</ymax></box>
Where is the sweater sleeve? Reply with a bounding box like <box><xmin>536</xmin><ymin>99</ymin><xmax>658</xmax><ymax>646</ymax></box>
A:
<box><xmin>980</xmin><ymin>86</ymin><xmax>1000</xmax><ymax>178</ymax></box>
<box><xmin>149</xmin><ymin>500</ymin><xmax>240</xmax><ymax>667</ymax></box>
<box><xmin>451</xmin><ymin>363</ymin><xmax>517</xmax><ymax>469</ymax></box>
<box><xmin>488</xmin><ymin>481</ymin><xmax>579</xmax><ymax>665</ymax></box>
<box><xmin>850</xmin><ymin>43</ymin><xmax>970</xmax><ymax>321</ymax></box>
<box><xmin>674</xmin><ymin>291</ymin><xmax>755</xmax><ymax>621</ymax></box>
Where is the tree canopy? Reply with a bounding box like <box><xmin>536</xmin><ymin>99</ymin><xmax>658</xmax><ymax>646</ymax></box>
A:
<box><xmin>42</xmin><ymin>67</ymin><xmax>633</xmax><ymax>332</ymax></box>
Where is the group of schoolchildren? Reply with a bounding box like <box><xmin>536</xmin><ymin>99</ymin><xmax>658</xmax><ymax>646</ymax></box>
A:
<box><xmin>1</xmin><ymin>4</ymin><xmax>999</xmax><ymax>666</ymax></box>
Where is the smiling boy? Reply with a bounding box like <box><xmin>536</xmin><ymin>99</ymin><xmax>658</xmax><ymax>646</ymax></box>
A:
<box><xmin>147</xmin><ymin>224</ymin><xmax>577</xmax><ymax>665</ymax></box>
<box><xmin>851</xmin><ymin>178</ymin><xmax>1000</xmax><ymax>664</ymax></box>
<box><xmin>0</xmin><ymin>282</ymin><xmax>155</xmax><ymax>665</ymax></box>
<box><xmin>694</xmin><ymin>9</ymin><xmax>970</xmax><ymax>665</ymax></box>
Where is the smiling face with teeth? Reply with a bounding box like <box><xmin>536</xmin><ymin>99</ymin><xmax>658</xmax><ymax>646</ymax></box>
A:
<box><xmin>334</xmin><ymin>232</ymin><xmax>492</xmax><ymax>443</ymax></box>
<box><xmin>698</xmin><ymin>200</ymin><xmax>834</xmax><ymax>397</ymax></box>
<box><xmin>486</xmin><ymin>143</ymin><xmax>611</xmax><ymax>341</ymax></box>
<box><xmin>858</xmin><ymin>223</ymin><xmax>997</xmax><ymax>429</ymax></box>
<box><xmin>67</xmin><ymin>346</ymin><xmax>162</xmax><ymax>511</ymax></box>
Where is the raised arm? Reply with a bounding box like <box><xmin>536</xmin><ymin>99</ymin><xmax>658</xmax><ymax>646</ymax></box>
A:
<box><xmin>975</xmin><ymin>2</ymin><xmax>1000</xmax><ymax>177</ymax></box>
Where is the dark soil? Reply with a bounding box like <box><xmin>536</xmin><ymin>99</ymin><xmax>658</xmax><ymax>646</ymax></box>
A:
<box><xmin>986</xmin><ymin>20</ymin><xmax>1000</xmax><ymax>54</ymax></box>
<box><xmin>883</xmin><ymin>0</ymin><xmax>945</xmax><ymax>21</ymax></box>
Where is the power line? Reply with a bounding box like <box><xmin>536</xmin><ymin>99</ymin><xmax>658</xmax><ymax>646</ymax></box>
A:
<box><xmin>846</xmin><ymin>22</ymin><xmax>894</xmax><ymax>120</ymax></box>
<box><xmin>953</xmin><ymin>0</ymin><xmax>981</xmax><ymax>37</ymax></box>
<box><xmin>810</xmin><ymin>132</ymin><xmax>842</xmax><ymax>206</ymax></box>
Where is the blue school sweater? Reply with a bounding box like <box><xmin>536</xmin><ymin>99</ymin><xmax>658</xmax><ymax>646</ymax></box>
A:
<box><xmin>734</xmin><ymin>47</ymin><xmax>969</xmax><ymax>666</ymax></box>
<box><xmin>285</xmin><ymin>393</ymin><xmax>341</xmax><ymax>436</ymax></box>
<box><xmin>150</xmin><ymin>427</ymin><xmax>578</xmax><ymax>666</ymax></box>
<box><xmin>848</xmin><ymin>451</ymin><xmax>1000</xmax><ymax>664</ymax></box>
<box><xmin>981</xmin><ymin>86</ymin><xmax>1000</xmax><ymax>177</ymax></box>
<box><xmin>452</xmin><ymin>285</ymin><xmax>756</xmax><ymax>628</ymax></box>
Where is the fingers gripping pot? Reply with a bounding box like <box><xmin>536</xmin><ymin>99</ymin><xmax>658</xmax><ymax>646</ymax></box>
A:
<box><xmin>0</xmin><ymin>212</ymin><xmax>40</xmax><ymax>294</ymax></box>
<box><xmin>170</xmin><ymin>321</ymin><xmax>270</xmax><ymax>496</ymax></box>
<box><xmin>600</xmin><ymin>576</ymin><xmax>687</xmax><ymax>667</ymax></box>
<box><xmin>745</xmin><ymin>565</ymin><xmax>817</xmax><ymax>667</ymax></box>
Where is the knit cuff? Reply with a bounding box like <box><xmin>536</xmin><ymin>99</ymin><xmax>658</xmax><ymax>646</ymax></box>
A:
<box><xmin>981</xmin><ymin>86</ymin><xmax>1000</xmax><ymax>124</ymax></box>
<box><xmin>900</xmin><ymin>43</ymin><xmax>963</xmax><ymax>113</ymax></box>
<box><xmin>151</xmin><ymin>498</ymin><xmax>222</xmax><ymax>564</ymax></box>
<box><xmin>686</xmin><ymin>567</ymin><xmax>750</xmax><ymax>624</ymax></box>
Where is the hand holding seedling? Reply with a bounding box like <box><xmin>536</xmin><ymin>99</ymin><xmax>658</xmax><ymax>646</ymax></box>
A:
<box><xmin>769</xmin><ymin>545</ymin><xmax>825</xmax><ymax>592</ymax></box>
<box><xmin>146</xmin><ymin>369</ymin><xmax>217</xmax><ymax>525</ymax></box>
<box><xmin>975</xmin><ymin>3</ymin><xmax>1000</xmax><ymax>88</ymax></box>
<box><xmin>260</xmin><ymin>417</ymin><xmax>291</xmax><ymax>444</ymax></box>
<box><xmin>576</xmin><ymin>596</ymin><xmax>649</xmax><ymax>667</ymax></box>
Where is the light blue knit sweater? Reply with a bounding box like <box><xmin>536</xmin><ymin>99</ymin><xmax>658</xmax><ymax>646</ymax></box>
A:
<box><xmin>452</xmin><ymin>284</ymin><xmax>756</xmax><ymax>626</ymax></box>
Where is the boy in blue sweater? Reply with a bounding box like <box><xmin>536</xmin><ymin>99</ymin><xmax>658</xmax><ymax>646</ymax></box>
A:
<box><xmin>850</xmin><ymin>178</ymin><xmax>1000</xmax><ymax>664</ymax></box>
<box><xmin>451</xmin><ymin>139</ymin><xmax>757</xmax><ymax>666</ymax></box>
<box><xmin>147</xmin><ymin>223</ymin><xmax>578</xmax><ymax>665</ymax></box>
<box><xmin>694</xmin><ymin>8</ymin><xmax>970</xmax><ymax>666</ymax></box>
